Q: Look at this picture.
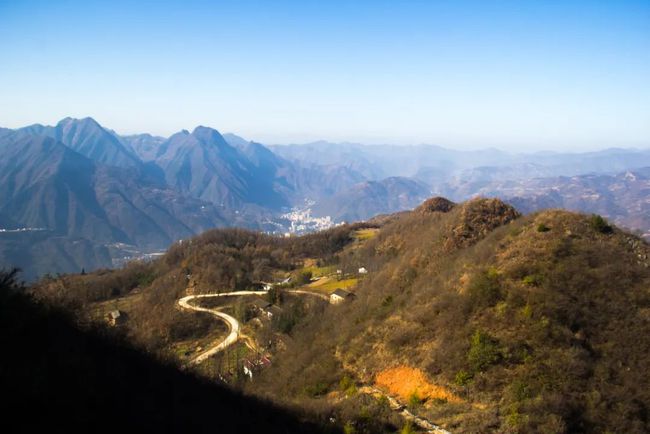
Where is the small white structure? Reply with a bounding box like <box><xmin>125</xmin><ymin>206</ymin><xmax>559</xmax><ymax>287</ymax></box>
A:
<box><xmin>358</xmin><ymin>267</ymin><xmax>368</xmax><ymax>275</ymax></box>
<box><xmin>106</xmin><ymin>310</ymin><xmax>124</xmax><ymax>326</ymax></box>
<box><xmin>266</xmin><ymin>305</ymin><xmax>283</xmax><ymax>319</ymax></box>
<box><xmin>330</xmin><ymin>288</ymin><xmax>354</xmax><ymax>305</ymax></box>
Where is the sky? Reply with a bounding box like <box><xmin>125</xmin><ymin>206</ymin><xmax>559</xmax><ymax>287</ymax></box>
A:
<box><xmin>0</xmin><ymin>0</ymin><xmax>649</xmax><ymax>151</ymax></box>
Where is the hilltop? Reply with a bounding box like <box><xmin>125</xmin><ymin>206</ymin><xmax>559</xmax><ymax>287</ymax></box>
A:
<box><xmin>248</xmin><ymin>198</ymin><xmax>650</xmax><ymax>433</ymax></box>
<box><xmin>28</xmin><ymin>197</ymin><xmax>650</xmax><ymax>433</ymax></box>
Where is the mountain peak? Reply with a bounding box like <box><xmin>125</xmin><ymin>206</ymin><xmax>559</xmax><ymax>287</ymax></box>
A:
<box><xmin>47</xmin><ymin>116</ymin><xmax>141</xmax><ymax>168</ymax></box>
<box><xmin>57</xmin><ymin>116</ymin><xmax>101</xmax><ymax>129</ymax></box>
<box><xmin>191</xmin><ymin>126</ymin><xmax>229</xmax><ymax>147</ymax></box>
<box><xmin>192</xmin><ymin>125</ymin><xmax>221</xmax><ymax>136</ymax></box>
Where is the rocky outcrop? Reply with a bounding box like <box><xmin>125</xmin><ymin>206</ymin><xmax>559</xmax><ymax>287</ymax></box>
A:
<box><xmin>445</xmin><ymin>198</ymin><xmax>520</xmax><ymax>249</ymax></box>
<box><xmin>415</xmin><ymin>197</ymin><xmax>456</xmax><ymax>214</ymax></box>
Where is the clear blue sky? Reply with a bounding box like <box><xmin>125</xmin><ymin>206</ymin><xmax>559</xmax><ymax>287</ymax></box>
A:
<box><xmin>1</xmin><ymin>0</ymin><xmax>648</xmax><ymax>150</ymax></box>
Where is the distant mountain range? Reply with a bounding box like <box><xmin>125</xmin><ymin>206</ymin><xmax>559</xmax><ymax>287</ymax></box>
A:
<box><xmin>312</xmin><ymin>177</ymin><xmax>430</xmax><ymax>222</ymax></box>
<box><xmin>1</xmin><ymin>117</ymin><xmax>649</xmax><ymax>279</ymax></box>
<box><xmin>472</xmin><ymin>169</ymin><xmax>650</xmax><ymax>238</ymax></box>
<box><xmin>0</xmin><ymin>118</ymin><xmax>372</xmax><ymax>279</ymax></box>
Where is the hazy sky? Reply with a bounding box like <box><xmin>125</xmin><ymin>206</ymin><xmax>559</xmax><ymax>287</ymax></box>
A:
<box><xmin>1</xmin><ymin>0</ymin><xmax>649</xmax><ymax>150</ymax></box>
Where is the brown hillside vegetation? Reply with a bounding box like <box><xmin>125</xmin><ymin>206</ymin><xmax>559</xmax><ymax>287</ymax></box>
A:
<box><xmin>29</xmin><ymin>197</ymin><xmax>650</xmax><ymax>433</ymax></box>
<box><xmin>250</xmin><ymin>198</ymin><xmax>650</xmax><ymax>433</ymax></box>
<box><xmin>376</xmin><ymin>366</ymin><xmax>462</xmax><ymax>404</ymax></box>
<box><xmin>415</xmin><ymin>196</ymin><xmax>456</xmax><ymax>214</ymax></box>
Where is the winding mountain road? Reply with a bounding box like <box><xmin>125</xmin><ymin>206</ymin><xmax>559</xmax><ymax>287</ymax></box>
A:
<box><xmin>178</xmin><ymin>289</ymin><xmax>449</xmax><ymax>432</ymax></box>
<box><xmin>178</xmin><ymin>293</ymin><xmax>244</xmax><ymax>365</ymax></box>
<box><xmin>177</xmin><ymin>289</ymin><xmax>327</xmax><ymax>365</ymax></box>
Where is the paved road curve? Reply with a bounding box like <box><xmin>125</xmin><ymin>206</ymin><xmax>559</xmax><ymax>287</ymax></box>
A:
<box><xmin>178</xmin><ymin>290</ymin><xmax>450</xmax><ymax>432</ymax></box>
<box><xmin>177</xmin><ymin>290</ymin><xmax>328</xmax><ymax>365</ymax></box>
<box><xmin>178</xmin><ymin>293</ymin><xmax>248</xmax><ymax>365</ymax></box>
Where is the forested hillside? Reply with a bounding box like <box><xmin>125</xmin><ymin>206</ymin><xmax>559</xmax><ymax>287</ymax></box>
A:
<box><xmin>28</xmin><ymin>197</ymin><xmax>650</xmax><ymax>433</ymax></box>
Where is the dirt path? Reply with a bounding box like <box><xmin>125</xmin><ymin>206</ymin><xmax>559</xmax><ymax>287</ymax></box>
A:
<box><xmin>359</xmin><ymin>386</ymin><xmax>451</xmax><ymax>434</ymax></box>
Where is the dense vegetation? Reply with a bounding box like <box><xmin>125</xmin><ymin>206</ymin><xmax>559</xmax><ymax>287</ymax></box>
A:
<box><xmin>27</xmin><ymin>198</ymin><xmax>650</xmax><ymax>433</ymax></box>
<box><xmin>248</xmin><ymin>199</ymin><xmax>650</xmax><ymax>433</ymax></box>
<box><xmin>31</xmin><ymin>224</ymin><xmax>371</xmax><ymax>354</ymax></box>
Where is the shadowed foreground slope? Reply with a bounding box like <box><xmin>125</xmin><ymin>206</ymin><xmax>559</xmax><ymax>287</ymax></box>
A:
<box><xmin>0</xmin><ymin>270</ymin><xmax>337</xmax><ymax>434</ymax></box>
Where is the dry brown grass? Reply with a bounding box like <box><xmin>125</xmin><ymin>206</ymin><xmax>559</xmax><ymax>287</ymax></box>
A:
<box><xmin>375</xmin><ymin>366</ymin><xmax>463</xmax><ymax>403</ymax></box>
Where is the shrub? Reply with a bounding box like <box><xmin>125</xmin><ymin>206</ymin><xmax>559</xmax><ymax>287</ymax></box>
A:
<box><xmin>266</xmin><ymin>287</ymin><xmax>283</xmax><ymax>304</ymax></box>
<box><xmin>400</xmin><ymin>421</ymin><xmax>415</xmax><ymax>434</ymax></box>
<box><xmin>339</xmin><ymin>375</ymin><xmax>357</xmax><ymax>396</ymax></box>
<box><xmin>296</xmin><ymin>270</ymin><xmax>313</xmax><ymax>285</ymax></box>
<box><xmin>273</xmin><ymin>301</ymin><xmax>305</xmax><ymax>334</ymax></box>
<box><xmin>408</xmin><ymin>391</ymin><xmax>423</xmax><ymax>409</ymax></box>
<box><xmin>589</xmin><ymin>214</ymin><xmax>613</xmax><ymax>234</ymax></box>
<box><xmin>381</xmin><ymin>295</ymin><xmax>393</xmax><ymax>307</ymax></box>
<box><xmin>537</xmin><ymin>223</ymin><xmax>550</xmax><ymax>232</ymax></box>
<box><xmin>509</xmin><ymin>379</ymin><xmax>532</xmax><ymax>402</ymax></box>
<box><xmin>454</xmin><ymin>369</ymin><xmax>473</xmax><ymax>387</ymax></box>
<box><xmin>467</xmin><ymin>268</ymin><xmax>502</xmax><ymax>307</ymax></box>
<box><xmin>343</xmin><ymin>422</ymin><xmax>356</xmax><ymax>434</ymax></box>
<box><xmin>522</xmin><ymin>274</ymin><xmax>543</xmax><ymax>287</ymax></box>
<box><xmin>304</xmin><ymin>381</ymin><xmax>329</xmax><ymax>397</ymax></box>
<box><xmin>468</xmin><ymin>330</ymin><xmax>500</xmax><ymax>372</ymax></box>
<box><xmin>505</xmin><ymin>406</ymin><xmax>527</xmax><ymax>429</ymax></box>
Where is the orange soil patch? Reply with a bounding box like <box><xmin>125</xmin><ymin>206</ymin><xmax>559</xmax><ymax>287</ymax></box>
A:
<box><xmin>375</xmin><ymin>366</ymin><xmax>462</xmax><ymax>404</ymax></box>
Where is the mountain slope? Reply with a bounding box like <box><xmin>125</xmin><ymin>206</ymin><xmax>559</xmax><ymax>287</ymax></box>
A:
<box><xmin>155</xmin><ymin>127</ymin><xmax>290</xmax><ymax>210</ymax></box>
<box><xmin>0</xmin><ymin>230</ymin><xmax>112</xmax><ymax>281</ymax></box>
<box><xmin>0</xmin><ymin>134</ymin><xmax>116</xmax><ymax>240</ymax></box>
<box><xmin>312</xmin><ymin>176</ymin><xmax>431</xmax><ymax>222</ymax></box>
<box><xmin>249</xmin><ymin>198</ymin><xmax>650</xmax><ymax>433</ymax></box>
<box><xmin>0</xmin><ymin>134</ymin><xmax>230</xmax><ymax>279</ymax></box>
<box><xmin>0</xmin><ymin>134</ymin><xmax>227</xmax><ymax>247</ymax></box>
<box><xmin>17</xmin><ymin>117</ymin><xmax>141</xmax><ymax>168</ymax></box>
<box><xmin>32</xmin><ymin>198</ymin><xmax>650</xmax><ymax>432</ymax></box>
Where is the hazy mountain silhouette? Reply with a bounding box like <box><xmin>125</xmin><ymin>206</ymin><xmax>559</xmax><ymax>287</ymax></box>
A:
<box><xmin>4</xmin><ymin>116</ymin><xmax>650</xmax><ymax>280</ymax></box>
<box><xmin>312</xmin><ymin>176</ymin><xmax>431</xmax><ymax>222</ymax></box>
<box><xmin>121</xmin><ymin>132</ymin><xmax>166</xmax><ymax>161</ymax></box>
<box><xmin>17</xmin><ymin>117</ymin><xmax>141</xmax><ymax>168</ymax></box>
<box><xmin>154</xmin><ymin>127</ymin><xmax>291</xmax><ymax>210</ymax></box>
